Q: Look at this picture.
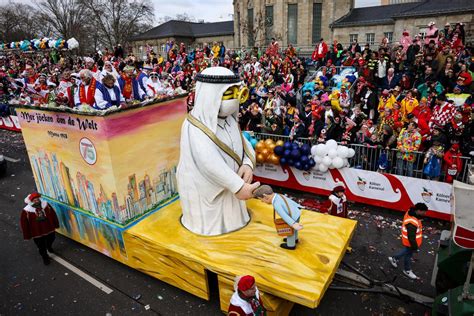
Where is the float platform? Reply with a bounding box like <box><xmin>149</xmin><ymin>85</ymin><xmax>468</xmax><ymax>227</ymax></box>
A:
<box><xmin>124</xmin><ymin>198</ymin><xmax>357</xmax><ymax>312</ymax></box>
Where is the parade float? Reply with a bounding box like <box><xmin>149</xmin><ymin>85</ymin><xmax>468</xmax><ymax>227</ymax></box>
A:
<box><xmin>16</xmin><ymin>79</ymin><xmax>356</xmax><ymax>314</ymax></box>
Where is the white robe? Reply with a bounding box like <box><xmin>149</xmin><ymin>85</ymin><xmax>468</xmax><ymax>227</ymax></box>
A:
<box><xmin>177</xmin><ymin>67</ymin><xmax>254</xmax><ymax>236</ymax></box>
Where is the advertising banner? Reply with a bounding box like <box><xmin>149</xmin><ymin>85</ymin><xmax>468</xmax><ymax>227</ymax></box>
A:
<box><xmin>254</xmin><ymin>163</ymin><xmax>452</xmax><ymax>220</ymax></box>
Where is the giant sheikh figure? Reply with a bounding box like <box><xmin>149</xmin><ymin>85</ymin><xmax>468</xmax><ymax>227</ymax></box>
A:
<box><xmin>177</xmin><ymin>67</ymin><xmax>259</xmax><ymax>236</ymax></box>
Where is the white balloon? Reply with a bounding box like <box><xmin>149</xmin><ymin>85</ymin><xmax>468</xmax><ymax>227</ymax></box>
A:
<box><xmin>322</xmin><ymin>156</ymin><xmax>332</xmax><ymax>166</ymax></box>
<box><xmin>314</xmin><ymin>156</ymin><xmax>323</xmax><ymax>164</ymax></box>
<box><xmin>343</xmin><ymin>158</ymin><xmax>349</xmax><ymax>167</ymax></box>
<box><xmin>326</xmin><ymin>139</ymin><xmax>338</xmax><ymax>149</ymax></box>
<box><xmin>328</xmin><ymin>149</ymin><xmax>338</xmax><ymax>159</ymax></box>
<box><xmin>337</xmin><ymin>146</ymin><xmax>349</xmax><ymax>158</ymax></box>
<box><xmin>311</xmin><ymin>145</ymin><xmax>318</xmax><ymax>156</ymax></box>
<box><xmin>347</xmin><ymin>148</ymin><xmax>356</xmax><ymax>158</ymax></box>
<box><xmin>332</xmin><ymin>157</ymin><xmax>344</xmax><ymax>169</ymax></box>
<box><xmin>316</xmin><ymin>144</ymin><xmax>328</xmax><ymax>157</ymax></box>
<box><xmin>318</xmin><ymin>163</ymin><xmax>329</xmax><ymax>172</ymax></box>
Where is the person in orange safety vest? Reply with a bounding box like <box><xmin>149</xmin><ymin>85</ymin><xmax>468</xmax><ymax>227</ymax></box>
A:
<box><xmin>388</xmin><ymin>203</ymin><xmax>428</xmax><ymax>280</ymax></box>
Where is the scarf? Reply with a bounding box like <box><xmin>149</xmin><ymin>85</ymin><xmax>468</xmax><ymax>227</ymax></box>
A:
<box><xmin>121</xmin><ymin>75</ymin><xmax>133</xmax><ymax>99</ymax></box>
<box><xmin>79</xmin><ymin>78</ymin><xmax>96</xmax><ymax>106</ymax></box>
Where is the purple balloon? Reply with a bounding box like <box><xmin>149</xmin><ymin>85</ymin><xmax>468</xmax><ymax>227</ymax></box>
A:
<box><xmin>280</xmin><ymin>157</ymin><xmax>288</xmax><ymax>165</ymax></box>
<box><xmin>301</xmin><ymin>144</ymin><xmax>311</xmax><ymax>155</ymax></box>
<box><xmin>294</xmin><ymin>161</ymin><xmax>302</xmax><ymax>170</ymax></box>
<box><xmin>283</xmin><ymin>149</ymin><xmax>292</xmax><ymax>158</ymax></box>
<box><xmin>300</xmin><ymin>155</ymin><xmax>309</xmax><ymax>163</ymax></box>
<box><xmin>288</xmin><ymin>159</ymin><xmax>295</xmax><ymax>166</ymax></box>
<box><xmin>284</xmin><ymin>141</ymin><xmax>292</xmax><ymax>150</ymax></box>
<box><xmin>290</xmin><ymin>149</ymin><xmax>301</xmax><ymax>159</ymax></box>
<box><xmin>274</xmin><ymin>146</ymin><xmax>284</xmax><ymax>156</ymax></box>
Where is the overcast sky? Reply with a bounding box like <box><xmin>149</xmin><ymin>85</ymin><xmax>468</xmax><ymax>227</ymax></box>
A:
<box><xmin>1</xmin><ymin>0</ymin><xmax>379</xmax><ymax>23</ymax></box>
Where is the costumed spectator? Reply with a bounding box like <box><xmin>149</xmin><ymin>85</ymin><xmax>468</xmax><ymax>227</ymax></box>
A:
<box><xmin>425</xmin><ymin>21</ymin><xmax>439</xmax><ymax>46</ymax></box>
<box><xmin>443</xmin><ymin>143</ymin><xmax>463</xmax><ymax>183</ymax></box>
<box><xmin>74</xmin><ymin>69</ymin><xmax>98</xmax><ymax>108</ymax></box>
<box><xmin>400</xmin><ymin>90</ymin><xmax>419</xmax><ymax>123</ymax></box>
<box><xmin>429</xmin><ymin>95</ymin><xmax>456</xmax><ymax>130</ymax></box>
<box><xmin>228</xmin><ymin>275</ymin><xmax>266</xmax><ymax>316</ymax></box>
<box><xmin>145</xmin><ymin>72</ymin><xmax>164</xmax><ymax>97</ymax></box>
<box><xmin>388</xmin><ymin>203</ymin><xmax>428</xmax><ymax>280</ymax></box>
<box><xmin>84</xmin><ymin>56</ymin><xmax>100</xmax><ymax>80</ymax></box>
<box><xmin>94</xmin><ymin>74</ymin><xmax>125</xmax><ymax>109</ymax></box>
<box><xmin>254</xmin><ymin>185</ymin><xmax>303</xmax><ymax>250</ymax></box>
<box><xmin>20</xmin><ymin>192</ymin><xmax>59</xmax><ymax>265</ymax></box>
<box><xmin>312</xmin><ymin>38</ymin><xmax>328</xmax><ymax>68</ymax></box>
<box><xmin>118</xmin><ymin>65</ymin><xmax>146</xmax><ymax>102</ymax></box>
<box><xmin>423</xmin><ymin>139</ymin><xmax>444</xmax><ymax>180</ymax></box>
<box><xmin>396</xmin><ymin>122</ymin><xmax>421</xmax><ymax>177</ymax></box>
<box><xmin>324</xmin><ymin>183</ymin><xmax>348</xmax><ymax>218</ymax></box>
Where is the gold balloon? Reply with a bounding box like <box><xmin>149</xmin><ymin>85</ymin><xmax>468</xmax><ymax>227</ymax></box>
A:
<box><xmin>261</xmin><ymin>148</ymin><xmax>270</xmax><ymax>159</ymax></box>
<box><xmin>275</xmin><ymin>140</ymin><xmax>285</xmax><ymax>147</ymax></box>
<box><xmin>267</xmin><ymin>143</ymin><xmax>276</xmax><ymax>152</ymax></box>
<box><xmin>255</xmin><ymin>141</ymin><xmax>266</xmax><ymax>152</ymax></box>
<box><xmin>256</xmin><ymin>153</ymin><xmax>265</xmax><ymax>163</ymax></box>
<box><xmin>269</xmin><ymin>154</ymin><xmax>280</xmax><ymax>164</ymax></box>
<box><xmin>264</xmin><ymin>139</ymin><xmax>275</xmax><ymax>147</ymax></box>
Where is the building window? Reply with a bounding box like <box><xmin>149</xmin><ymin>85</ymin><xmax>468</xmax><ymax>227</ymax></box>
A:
<box><xmin>384</xmin><ymin>32</ymin><xmax>393</xmax><ymax>43</ymax></box>
<box><xmin>312</xmin><ymin>2</ymin><xmax>322</xmax><ymax>44</ymax></box>
<box><xmin>287</xmin><ymin>4</ymin><xmax>298</xmax><ymax>45</ymax></box>
<box><xmin>349</xmin><ymin>34</ymin><xmax>358</xmax><ymax>43</ymax></box>
<box><xmin>247</xmin><ymin>8</ymin><xmax>254</xmax><ymax>47</ymax></box>
<box><xmin>366</xmin><ymin>33</ymin><xmax>375</xmax><ymax>46</ymax></box>
<box><xmin>265</xmin><ymin>5</ymin><xmax>274</xmax><ymax>45</ymax></box>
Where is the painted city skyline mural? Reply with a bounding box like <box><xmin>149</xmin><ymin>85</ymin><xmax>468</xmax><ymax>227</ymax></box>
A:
<box><xmin>30</xmin><ymin>150</ymin><xmax>178</xmax><ymax>224</ymax></box>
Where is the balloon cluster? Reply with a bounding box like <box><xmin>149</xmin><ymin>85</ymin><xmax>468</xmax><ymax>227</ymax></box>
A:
<box><xmin>310</xmin><ymin>139</ymin><xmax>355</xmax><ymax>173</ymax></box>
<box><xmin>0</xmin><ymin>37</ymin><xmax>79</xmax><ymax>52</ymax></box>
<box><xmin>273</xmin><ymin>142</ymin><xmax>316</xmax><ymax>171</ymax></box>
<box><xmin>255</xmin><ymin>139</ymin><xmax>282</xmax><ymax>165</ymax></box>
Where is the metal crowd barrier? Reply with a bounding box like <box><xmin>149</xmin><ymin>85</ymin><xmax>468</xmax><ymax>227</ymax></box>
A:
<box><xmin>253</xmin><ymin>132</ymin><xmax>472</xmax><ymax>184</ymax></box>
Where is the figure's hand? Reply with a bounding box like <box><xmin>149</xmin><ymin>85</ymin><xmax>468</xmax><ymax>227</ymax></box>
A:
<box><xmin>292</xmin><ymin>223</ymin><xmax>304</xmax><ymax>230</ymax></box>
<box><xmin>235</xmin><ymin>182</ymin><xmax>260</xmax><ymax>200</ymax></box>
<box><xmin>238</xmin><ymin>164</ymin><xmax>253</xmax><ymax>184</ymax></box>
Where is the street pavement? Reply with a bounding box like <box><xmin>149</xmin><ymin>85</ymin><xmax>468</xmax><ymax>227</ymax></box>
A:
<box><xmin>1</xmin><ymin>130</ymin><xmax>446</xmax><ymax>315</ymax></box>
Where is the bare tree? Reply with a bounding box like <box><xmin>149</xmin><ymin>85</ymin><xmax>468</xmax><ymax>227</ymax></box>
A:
<box><xmin>157</xmin><ymin>13</ymin><xmax>196</xmax><ymax>25</ymax></box>
<box><xmin>0</xmin><ymin>2</ymin><xmax>44</xmax><ymax>42</ymax></box>
<box><xmin>37</xmin><ymin>0</ymin><xmax>90</xmax><ymax>40</ymax></box>
<box><xmin>241</xmin><ymin>10</ymin><xmax>265</xmax><ymax>48</ymax></box>
<box><xmin>79</xmin><ymin>0</ymin><xmax>154</xmax><ymax>49</ymax></box>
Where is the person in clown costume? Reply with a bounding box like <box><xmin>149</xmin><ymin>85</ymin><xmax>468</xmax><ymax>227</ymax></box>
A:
<box><xmin>177</xmin><ymin>67</ymin><xmax>257</xmax><ymax>236</ymax></box>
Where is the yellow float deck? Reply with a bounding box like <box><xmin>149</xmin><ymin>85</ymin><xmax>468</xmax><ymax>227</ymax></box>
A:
<box><xmin>123</xmin><ymin>198</ymin><xmax>356</xmax><ymax>312</ymax></box>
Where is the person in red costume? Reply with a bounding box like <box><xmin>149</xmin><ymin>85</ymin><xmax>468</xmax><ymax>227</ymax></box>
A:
<box><xmin>323</xmin><ymin>183</ymin><xmax>348</xmax><ymax>218</ymax></box>
<box><xmin>411</xmin><ymin>97</ymin><xmax>432</xmax><ymax>141</ymax></box>
<box><xmin>228</xmin><ymin>275</ymin><xmax>266</xmax><ymax>316</ymax></box>
<box><xmin>20</xmin><ymin>192</ymin><xmax>59</xmax><ymax>265</ymax></box>
<box><xmin>443</xmin><ymin>143</ymin><xmax>463</xmax><ymax>183</ymax></box>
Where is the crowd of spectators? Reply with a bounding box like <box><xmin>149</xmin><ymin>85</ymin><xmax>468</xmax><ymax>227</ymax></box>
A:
<box><xmin>0</xmin><ymin>22</ymin><xmax>472</xmax><ymax>182</ymax></box>
<box><xmin>239</xmin><ymin>22</ymin><xmax>473</xmax><ymax>182</ymax></box>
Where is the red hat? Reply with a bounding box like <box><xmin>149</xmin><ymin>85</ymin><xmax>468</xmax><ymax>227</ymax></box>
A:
<box><xmin>238</xmin><ymin>275</ymin><xmax>255</xmax><ymax>291</ymax></box>
<box><xmin>333</xmin><ymin>185</ymin><xmax>345</xmax><ymax>193</ymax></box>
<box><xmin>29</xmin><ymin>192</ymin><xmax>41</xmax><ymax>200</ymax></box>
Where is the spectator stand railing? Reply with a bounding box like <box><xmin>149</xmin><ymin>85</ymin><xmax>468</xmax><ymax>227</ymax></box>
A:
<box><xmin>253</xmin><ymin>132</ymin><xmax>472</xmax><ymax>184</ymax></box>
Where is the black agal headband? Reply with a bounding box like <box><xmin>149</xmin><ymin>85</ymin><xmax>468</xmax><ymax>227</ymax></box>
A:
<box><xmin>195</xmin><ymin>72</ymin><xmax>240</xmax><ymax>84</ymax></box>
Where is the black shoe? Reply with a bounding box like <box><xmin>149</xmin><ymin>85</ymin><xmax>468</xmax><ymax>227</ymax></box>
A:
<box><xmin>280</xmin><ymin>243</ymin><xmax>296</xmax><ymax>250</ymax></box>
<box><xmin>283</xmin><ymin>238</ymin><xmax>299</xmax><ymax>244</ymax></box>
<box><xmin>42</xmin><ymin>256</ymin><xmax>51</xmax><ymax>265</ymax></box>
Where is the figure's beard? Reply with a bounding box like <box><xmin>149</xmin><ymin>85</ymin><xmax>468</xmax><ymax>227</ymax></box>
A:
<box><xmin>218</xmin><ymin>99</ymin><xmax>239</xmax><ymax>117</ymax></box>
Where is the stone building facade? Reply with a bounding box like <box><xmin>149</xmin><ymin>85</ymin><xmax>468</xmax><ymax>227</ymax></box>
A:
<box><xmin>332</xmin><ymin>0</ymin><xmax>474</xmax><ymax>46</ymax></box>
<box><xmin>233</xmin><ymin>0</ymin><xmax>354</xmax><ymax>49</ymax></box>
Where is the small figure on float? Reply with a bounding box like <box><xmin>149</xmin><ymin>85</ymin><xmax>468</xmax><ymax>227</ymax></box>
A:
<box><xmin>254</xmin><ymin>185</ymin><xmax>303</xmax><ymax>250</ymax></box>
<box><xmin>228</xmin><ymin>275</ymin><xmax>266</xmax><ymax>316</ymax></box>
<box><xmin>177</xmin><ymin>66</ymin><xmax>258</xmax><ymax>236</ymax></box>
<box><xmin>323</xmin><ymin>183</ymin><xmax>348</xmax><ymax>218</ymax></box>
